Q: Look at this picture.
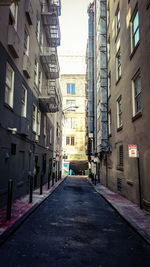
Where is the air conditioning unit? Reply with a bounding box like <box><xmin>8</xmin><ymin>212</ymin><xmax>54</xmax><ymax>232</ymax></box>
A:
<box><xmin>20</xmin><ymin>117</ymin><xmax>29</xmax><ymax>136</ymax></box>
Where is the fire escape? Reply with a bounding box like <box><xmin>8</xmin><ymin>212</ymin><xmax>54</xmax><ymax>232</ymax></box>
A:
<box><xmin>39</xmin><ymin>0</ymin><xmax>61</xmax><ymax>113</ymax></box>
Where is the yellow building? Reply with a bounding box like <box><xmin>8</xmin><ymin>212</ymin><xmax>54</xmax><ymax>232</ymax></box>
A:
<box><xmin>60</xmin><ymin>74</ymin><xmax>88</xmax><ymax>175</ymax></box>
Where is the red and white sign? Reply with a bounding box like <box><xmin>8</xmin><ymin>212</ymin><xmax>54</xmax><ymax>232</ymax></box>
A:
<box><xmin>128</xmin><ymin>144</ymin><xmax>138</xmax><ymax>158</ymax></box>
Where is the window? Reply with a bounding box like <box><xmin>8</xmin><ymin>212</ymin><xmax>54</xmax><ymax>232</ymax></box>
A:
<box><xmin>21</xmin><ymin>85</ymin><xmax>27</xmax><ymax>117</ymax></box>
<box><xmin>67</xmin><ymin>83</ymin><xmax>75</xmax><ymax>94</ymax></box>
<box><xmin>66</xmin><ymin>136</ymin><xmax>75</xmax><ymax>146</ymax></box>
<box><xmin>36</xmin><ymin>16</ymin><xmax>40</xmax><ymax>42</ymax></box>
<box><xmin>10</xmin><ymin>3</ymin><xmax>18</xmax><ymax>30</ymax></box>
<box><xmin>65</xmin><ymin>118</ymin><xmax>76</xmax><ymax>129</ymax></box>
<box><xmin>32</xmin><ymin>104</ymin><xmax>37</xmax><ymax>132</ymax></box>
<box><xmin>44</xmin><ymin>115</ymin><xmax>47</xmax><ymax>136</ymax></box>
<box><xmin>108</xmin><ymin>72</ymin><xmax>111</xmax><ymax>97</ymax></box>
<box><xmin>38</xmin><ymin>69</ymin><xmax>42</xmax><ymax>92</ymax></box>
<box><xmin>131</xmin><ymin>10</ymin><xmax>139</xmax><ymax>50</ymax></box>
<box><xmin>116</xmin><ymin>5</ymin><xmax>120</xmax><ymax>35</ymax></box>
<box><xmin>117</xmin><ymin>97</ymin><xmax>122</xmax><ymax>128</ymax></box>
<box><xmin>66</xmin><ymin>100</ymin><xmax>76</xmax><ymax>110</ymax></box>
<box><xmin>5</xmin><ymin>63</ymin><xmax>14</xmax><ymax>108</ymax></box>
<box><xmin>107</xmin><ymin>36</ymin><xmax>110</xmax><ymax>61</ymax></box>
<box><xmin>24</xmin><ymin>28</ymin><xmax>29</xmax><ymax>56</ymax></box>
<box><xmin>11</xmin><ymin>143</ymin><xmax>16</xmax><ymax>155</ymax></box>
<box><xmin>132</xmin><ymin>73</ymin><xmax>142</xmax><ymax>115</ymax></box>
<box><xmin>49</xmin><ymin>129</ymin><xmax>52</xmax><ymax>144</ymax></box>
<box><xmin>37</xmin><ymin>110</ymin><xmax>41</xmax><ymax>136</ymax></box>
<box><xmin>108</xmin><ymin>111</ymin><xmax>111</xmax><ymax>135</ymax></box>
<box><xmin>119</xmin><ymin>145</ymin><xmax>123</xmax><ymax>167</ymax></box>
<box><xmin>116</xmin><ymin>49</ymin><xmax>121</xmax><ymax>81</ymax></box>
<box><xmin>34</xmin><ymin>59</ymin><xmax>38</xmax><ymax>86</ymax></box>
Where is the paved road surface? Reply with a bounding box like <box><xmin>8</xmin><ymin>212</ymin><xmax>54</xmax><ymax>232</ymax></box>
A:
<box><xmin>0</xmin><ymin>177</ymin><xmax>150</xmax><ymax>267</ymax></box>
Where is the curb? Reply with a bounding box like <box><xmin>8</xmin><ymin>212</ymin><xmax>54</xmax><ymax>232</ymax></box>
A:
<box><xmin>0</xmin><ymin>177</ymin><xmax>66</xmax><ymax>247</ymax></box>
<box><xmin>87</xmin><ymin>178</ymin><xmax>150</xmax><ymax>246</ymax></box>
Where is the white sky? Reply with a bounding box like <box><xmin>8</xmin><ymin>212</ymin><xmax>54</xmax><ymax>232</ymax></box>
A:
<box><xmin>58</xmin><ymin>0</ymin><xmax>90</xmax><ymax>74</ymax></box>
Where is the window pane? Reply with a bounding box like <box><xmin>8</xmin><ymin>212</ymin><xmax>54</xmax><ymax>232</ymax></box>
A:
<box><xmin>67</xmin><ymin>84</ymin><xmax>70</xmax><ymax>94</ymax></box>
<box><xmin>71</xmin><ymin>84</ymin><xmax>75</xmax><ymax>94</ymax></box>
<box><xmin>134</xmin><ymin>76</ymin><xmax>141</xmax><ymax>95</ymax></box>
<box><xmin>133</xmin><ymin>12</ymin><xmax>139</xmax><ymax>34</ymax></box>
<box><xmin>134</xmin><ymin>29</ymin><xmax>139</xmax><ymax>47</ymax></box>
<box><xmin>135</xmin><ymin>94</ymin><xmax>141</xmax><ymax>113</ymax></box>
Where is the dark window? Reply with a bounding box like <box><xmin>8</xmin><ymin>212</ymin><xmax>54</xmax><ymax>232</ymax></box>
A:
<box><xmin>119</xmin><ymin>145</ymin><xmax>123</xmax><ymax>166</ymax></box>
<box><xmin>11</xmin><ymin>143</ymin><xmax>16</xmax><ymax>155</ymax></box>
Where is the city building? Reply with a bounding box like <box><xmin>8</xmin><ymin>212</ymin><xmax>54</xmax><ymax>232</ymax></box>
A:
<box><xmin>86</xmin><ymin>0</ymin><xmax>150</xmax><ymax>211</ymax></box>
<box><xmin>60</xmin><ymin>74</ymin><xmax>88</xmax><ymax>175</ymax></box>
<box><xmin>0</xmin><ymin>0</ymin><xmax>62</xmax><ymax>206</ymax></box>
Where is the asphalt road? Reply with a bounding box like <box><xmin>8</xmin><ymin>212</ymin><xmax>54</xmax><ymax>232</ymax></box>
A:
<box><xmin>0</xmin><ymin>177</ymin><xmax>150</xmax><ymax>267</ymax></box>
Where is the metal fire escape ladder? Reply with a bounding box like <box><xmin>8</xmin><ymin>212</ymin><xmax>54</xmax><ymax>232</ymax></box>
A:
<box><xmin>99</xmin><ymin>0</ymin><xmax>108</xmax><ymax>152</ymax></box>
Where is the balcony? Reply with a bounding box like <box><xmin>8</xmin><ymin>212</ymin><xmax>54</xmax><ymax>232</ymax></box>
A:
<box><xmin>39</xmin><ymin>80</ymin><xmax>60</xmax><ymax>113</ymax></box>
<box><xmin>23</xmin><ymin>54</ymin><xmax>31</xmax><ymax>79</ymax></box>
<box><xmin>20</xmin><ymin>117</ymin><xmax>29</xmax><ymax>136</ymax></box>
<box><xmin>41</xmin><ymin>7</ymin><xmax>61</xmax><ymax>47</ymax></box>
<box><xmin>41</xmin><ymin>0</ymin><xmax>61</xmax><ymax>16</ymax></box>
<box><xmin>25</xmin><ymin>0</ymin><xmax>33</xmax><ymax>25</ymax></box>
<box><xmin>8</xmin><ymin>25</ymin><xmax>20</xmax><ymax>58</ymax></box>
<box><xmin>40</xmin><ymin>47</ymin><xmax>60</xmax><ymax>79</ymax></box>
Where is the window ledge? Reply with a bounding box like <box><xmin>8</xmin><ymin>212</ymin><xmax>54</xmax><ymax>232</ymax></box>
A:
<box><xmin>130</xmin><ymin>41</ymin><xmax>140</xmax><ymax>60</ymax></box>
<box><xmin>117</xmin><ymin>125</ymin><xmax>123</xmax><ymax>132</ymax></box>
<box><xmin>116</xmin><ymin>76</ymin><xmax>121</xmax><ymax>85</ymax></box>
<box><xmin>116</xmin><ymin>166</ymin><xmax>124</xmax><ymax>171</ymax></box>
<box><xmin>132</xmin><ymin>111</ymin><xmax>142</xmax><ymax>122</ymax></box>
<box><xmin>4</xmin><ymin>103</ymin><xmax>14</xmax><ymax>112</ymax></box>
<box><xmin>127</xmin><ymin>180</ymin><xmax>134</xmax><ymax>186</ymax></box>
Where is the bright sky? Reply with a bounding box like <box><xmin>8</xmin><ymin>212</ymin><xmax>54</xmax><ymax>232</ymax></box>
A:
<box><xmin>58</xmin><ymin>0</ymin><xmax>90</xmax><ymax>75</ymax></box>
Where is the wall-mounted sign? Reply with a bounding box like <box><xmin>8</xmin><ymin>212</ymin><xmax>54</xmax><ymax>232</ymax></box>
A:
<box><xmin>128</xmin><ymin>144</ymin><xmax>138</xmax><ymax>158</ymax></box>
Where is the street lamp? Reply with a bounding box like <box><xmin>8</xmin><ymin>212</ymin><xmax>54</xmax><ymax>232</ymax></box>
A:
<box><xmin>62</xmin><ymin>106</ymin><xmax>79</xmax><ymax>113</ymax></box>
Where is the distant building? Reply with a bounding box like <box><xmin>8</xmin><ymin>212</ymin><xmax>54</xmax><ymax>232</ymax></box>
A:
<box><xmin>86</xmin><ymin>0</ymin><xmax>150</xmax><ymax>211</ymax></box>
<box><xmin>60</xmin><ymin>74</ymin><xmax>88</xmax><ymax>175</ymax></box>
<box><xmin>0</xmin><ymin>0</ymin><xmax>62</xmax><ymax>205</ymax></box>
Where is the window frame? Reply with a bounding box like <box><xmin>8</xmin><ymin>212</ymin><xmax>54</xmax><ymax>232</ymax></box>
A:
<box><xmin>21</xmin><ymin>85</ymin><xmax>27</xmax><ymax>117</ymax></box>
<box><xmin>115</xmin><ymin>5</ymin><xmax>120</xmax><ymax>36</ymax></box>
<box><xmin>132</xmin><ymin>72</ymin><xmax>142</xmax><ymax>116</ymax></box>
<box><xmin>117</xmin><ymin>96</ymin><xmax>122</xmax><ymax>129</ymax></box>
<box><xmin>67</xmin><ymin>83</ymin><xmax>76</xmax><ymax>95</ymax></box>
<box><xmin>5</xmin><ymin>62</ymin><xmax>15</xmax><ymax>108</ymax></box>
<box><xmin>32</xmin><ymin>104</ymin><xmax>37</xmax><ymax>132</ymax></box>
<box><xmin>116</xmin><ymin>48</ymin><xmax>121</xmax><ymax>82</ymax></box>
<box><xmin>131</xmin><ymin>9</ymin><xmax>140</xmax><ymax>51</ymax></box>
<box><xmin>24</xmin><ymin>28</ymin><xmax>29</xmax><ymax>56</ymax></box>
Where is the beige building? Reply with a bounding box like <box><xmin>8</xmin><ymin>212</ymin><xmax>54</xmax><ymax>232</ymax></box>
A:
<box><xmin>60</xmin><ymin>74</ymin><xmax>88</xmax><ymax>175</ymax></box>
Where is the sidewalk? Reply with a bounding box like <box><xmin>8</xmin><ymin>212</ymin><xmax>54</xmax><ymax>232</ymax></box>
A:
<box><xmin>0</xmin><ymin>177</ymin><xmax>66</xmax><ymax>246</ymax></box>
<box><xmin>88</xmin><ymin>178</ymin><xmax>150</xmax><ymax>245</ymax></box>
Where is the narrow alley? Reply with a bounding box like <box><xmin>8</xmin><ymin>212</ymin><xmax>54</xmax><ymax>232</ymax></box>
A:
<box><xmin>0</xmin><ymin>177</ymin><xmax>150</xmax><ymax>267</ymax></box>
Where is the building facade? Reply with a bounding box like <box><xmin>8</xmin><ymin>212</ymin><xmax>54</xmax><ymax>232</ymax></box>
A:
<box><xmin>86</xmin><ymin>0</ymin><xmax>150</xmax><ymax>211</ymax></box>
<box><xmin>0</xmin><ymin>0</ymin><xmax>62</xmax><ymax>206</ymax></box>
<box><xmin>60</xmin><ymin>74</ymin><xmax>88</xmax><ymax>175</ymax></box>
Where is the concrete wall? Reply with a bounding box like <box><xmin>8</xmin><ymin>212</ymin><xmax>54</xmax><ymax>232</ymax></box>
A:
<box><xmin>106</xmin><ymin>0</ymin><xmax>150</xmax><ymax>210</ymax></box>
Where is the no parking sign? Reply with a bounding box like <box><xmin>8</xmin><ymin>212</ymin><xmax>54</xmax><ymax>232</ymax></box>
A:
<box><xmin>128</xmin><ymin>144</ymin><xmax>138</xmax><ymax>158</ymax></box>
